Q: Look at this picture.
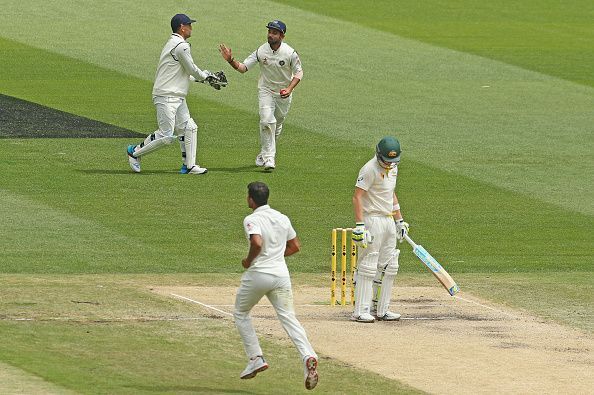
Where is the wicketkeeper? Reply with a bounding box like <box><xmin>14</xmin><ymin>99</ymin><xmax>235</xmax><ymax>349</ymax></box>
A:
<box><xmin>219</xmin><ymin>20</ymin><xmax>303</xmax><ymax>171</ymax></box>
<box><xmin>126</xmin><ymin>14</ymin><xmax>227</xmax><ymax>174</ymax></box>
<box><xmin>351</xmin><ymin>136</ymin><xmax>409</xmax><ymax>323</ymax></box>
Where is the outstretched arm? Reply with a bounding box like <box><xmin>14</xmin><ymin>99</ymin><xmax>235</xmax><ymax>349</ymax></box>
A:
<box><xmin>219</xmin><ymin>44</ymin><xmax>248</xmax><ymax>73</ymax></box>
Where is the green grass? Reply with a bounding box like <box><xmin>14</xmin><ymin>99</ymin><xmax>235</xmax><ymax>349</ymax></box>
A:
<box><xmin>1</xmin><ymin>1</ymin><xmax>593</xmax><ymax>216</ymax></box>
<box><xmin>0</xmin><ymin>0</ymin><xmax>593</xmax><ymax>393</ymax></box>
<box><xmin>274</xmin><ymin>0</ymin><xmax>594</xmax><ymax>88</ymax></box>
<box><xmin>2</xmin><ymin>134</ymin><xmax>593</xmax><ymax>274</ymax></box>
<box><xmin>0</xmin><ymin>275</ymin><xmax>423</xmax><ymax>394</ymax></box>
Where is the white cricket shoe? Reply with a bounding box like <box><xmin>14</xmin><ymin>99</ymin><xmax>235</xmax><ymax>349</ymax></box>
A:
<box><xmin>350</xmin><ymin>312</ymin><xmax>375</xmax><ymax>323</ymax></box>
<box><xmin>304</xmin><ymin>356</ymin><xmax>319</xmax><ymax>390</ymax></box>
<box><xmin>264</xmin><ymin>158</ymin><xmax>275</xmax><ymax>170</ymax></box>
<box><xmin>255</xmin><ymin>154</ymin><xmax>265</xmax><ymax>167</ymax></box>
<box><xmin>240</xmin><ymin>356</ymin><xmax>268</xmax><ymax>379</ymax></box>
<box><xmin>186</xmin><ymin>165</ymin><xmax>208</xmax><ymax>175</ymax></box>
<box><xmin>127</xmin><ymin>145</ymin><xmax>140</xmax><ymax>173</ymax></box>
<box><xmin>376</xmin><ymin>311</ymin><xmax>401</xmax><ymax>321</ymax></box>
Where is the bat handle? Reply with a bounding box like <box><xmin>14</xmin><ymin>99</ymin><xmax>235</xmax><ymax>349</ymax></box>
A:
<box><xmin>403</xmin><ymin>234</ymin><xmax>417</xmax><ymax>248</ymax></box>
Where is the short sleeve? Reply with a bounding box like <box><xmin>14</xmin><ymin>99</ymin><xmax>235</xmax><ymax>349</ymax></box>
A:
<box><xmin>355</xmin><ymin>166</ymin><xmax>373</xmax><ymax>191</ymax></box>
<box><xmin>290</xmin><ymin>51</ymin><xmax>302</xmax><ymax>75</ymax></box>
<box><xmin>286</xmin><ymin>218</ymin><xmax>297</xmax><ymax>240</ymax></box>
<box><xmin>243</xmin><ymin>217</ymin><xmax>261</xmax><ymax>237</ymax></box>
<box><xmin>243</xmin><ymin>49</ymin><xmax>258</xmax><ymax>71</ymax></box>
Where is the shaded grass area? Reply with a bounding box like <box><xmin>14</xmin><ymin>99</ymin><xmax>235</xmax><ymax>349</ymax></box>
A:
<box><xmin>0</xmin><ymin>275</ymin><xmax>423</xmax><ymax>394</ymax></box>
<box><xmin>0</xmin><ymin>94</ymin><xmax>140</xmax><ymax>138</ymax></box>
<box><xmin>0</xmin><ymin>36</ymin><xmax>156</xmax><ymax>132</ymax></box>
<box><xmin>0</xmin><ymin>361</ymin><xmax>77</xmax><ymax>395</ymax></box>
<box><xmin>274</xmin><ymin>0</ymin><xmax>594</xmax><ymax>88</ymax></box>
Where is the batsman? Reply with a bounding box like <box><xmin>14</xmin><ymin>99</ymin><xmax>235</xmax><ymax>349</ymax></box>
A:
<box><xmin>351</xmin><ymin>136</ymin><xmax>409</xmax><ymax>323</ymax></box>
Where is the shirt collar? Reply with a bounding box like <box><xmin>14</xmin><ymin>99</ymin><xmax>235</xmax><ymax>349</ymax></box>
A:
<box><xmin>172</xmin><ymin>33</ymin><xmax>185</xmax><ymax>41</ymax></box>
<box><xmin>254</xmin><ymin>204</ymin><xmax>270</xmax><ymax>213</ymax></box>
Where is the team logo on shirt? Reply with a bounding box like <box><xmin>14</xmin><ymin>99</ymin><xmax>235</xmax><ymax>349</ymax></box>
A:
<box><xmin>357</xmin><ymin>176</ymin><xmax>364</xmax><ymax>182</ymax></box>
<box><xmin>247</xmin><ymin>222</ymin><xmax>254</xmax><ymax>231</ymax></box>
<box><xmin>263</xmin><ymin>57</ymin><xmax>268</xmax><ymax>65</ymax></box>
<box><xmin>279</xmin><ymin>60</ymin><xmax>285</xmax><ymax>66</ymax></box>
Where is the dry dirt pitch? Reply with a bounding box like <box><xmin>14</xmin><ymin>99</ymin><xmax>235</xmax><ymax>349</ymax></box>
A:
<box><xmin>153</xmin><ymin>285</ymin><xmax>594</xmax><ymax>394</ymax></box>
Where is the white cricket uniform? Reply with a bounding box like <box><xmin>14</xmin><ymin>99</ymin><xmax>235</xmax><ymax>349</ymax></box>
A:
<box><xmin>353</xmin><ymin>158</ymin><xmax>400</xmax><ymax>317</ymax></box>
<box><xmin>234</xmin><ymin>205</ymin><xmax>317</xmax><ymax>362</ymax></box>
<box><xmin>150</xmin><ymin>33</ymin><xmax>209</xmax><ymax>137</ymax></box>
<box><xmin>243</xmin><ymin>42</ymin><xmax>303</xmax><ymax>161</ymax></box>
<box><xmin>133</xmin><ymin>33</ymin><xmax>210</xmax><ymax>168</ymax></box>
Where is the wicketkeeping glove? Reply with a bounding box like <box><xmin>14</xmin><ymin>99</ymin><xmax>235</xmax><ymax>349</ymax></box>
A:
<box><xmin>204</xmin><ymin>70</ymin><xmax>228</xmax><ymax>90</ymax></box>
<box><xmin>394</xmin><ymin>219</ymin><xmax>410</xmax><ymax>242</ymax></box>
<box><xmin>352</xmin><ymin>222</ymin><xmax>372</xmax><ymax>248</ymax></box>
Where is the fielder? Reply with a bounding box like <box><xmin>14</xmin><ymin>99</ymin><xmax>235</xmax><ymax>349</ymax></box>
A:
<box><xmin>127</xmin><ymin>14</ymin><xmax>225</xmax><ymax>174</ymax></box>
<box><xmin>235</xmin><ymin>182</ymin><xmax>318</xmax><ymax>390</ymax></box>
<box><xmin>219</xmin><ymin>20</ymin><xmax>303</xmax><ymax>170</ymax></box>
<box><xmin>351</xmin><ymin>136</ymin><xmax>409</xmax><ymax>323</ymax></box>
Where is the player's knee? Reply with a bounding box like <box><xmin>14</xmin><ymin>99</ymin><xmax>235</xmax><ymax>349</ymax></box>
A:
<box><xmin>155</xmin><ymin>130</ymin><xmax>176</xmax><ymax>140</ymax></box>
<box><xmin>185</xmin><ymin>118</ymin><xmax>198</xmax><ymax>133</ymax></box>
<box><xmin>233</xmin><ymin>309</ymin><xmax>249</xmax><ymax>323</ymax></box>
<box><xmin>260</xmin><ymin>122</ymin><xmax>276</xmax><ymax>133</ymax></box>
<box><xmin>357</xmin><ymin>252</ymin><xmax>379</xmax><ymax>278</ymax></box>
<box><xmin>162</xmin><ymin>136</ymin><xmax>176</xmax><ymax>145</ymax></box>
<box><xmin>259</xmin><ymin>112</ymin><xmax>276</xmax><ymax>125</ymax></box>
<box><xmin>382</xmin><ymin>249</ymin><xmax>400</xmax><ymax>276</ymax></box>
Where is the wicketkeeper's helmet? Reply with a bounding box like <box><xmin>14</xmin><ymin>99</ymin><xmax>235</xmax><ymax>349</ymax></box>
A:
<box><xmin>376</xmin><ymin>136</ymin><xmax>402</xmax><ymax>166</ymax></box>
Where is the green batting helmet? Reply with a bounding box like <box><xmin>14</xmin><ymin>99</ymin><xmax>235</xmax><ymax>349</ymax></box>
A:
<box><xmin>376</xmin><ymin>136</ymin><xmax>402</xmax><ymax>165</ymax></box>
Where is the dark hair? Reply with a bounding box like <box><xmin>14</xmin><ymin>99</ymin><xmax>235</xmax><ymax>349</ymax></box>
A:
<box><xmin>248</xmin><ymin>182</ymin><xmax>269</xmax><ymax>206</ymax></box>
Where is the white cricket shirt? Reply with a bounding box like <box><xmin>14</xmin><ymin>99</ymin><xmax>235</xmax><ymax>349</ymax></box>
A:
<box><xmin>243</xmin><ymin>205</ymin><xmax>296</xmax><ymax>276</ymax></box>
<box><xmin>355</xmin><ymin>157</ymin><xmax>398</xmax><ymax>216</ymax></box>
<box><xmin>152</xmin><ymin>33</ymin><xmax>209</xmax><ymax>97</ymax></box>
<box><xmin>243</xmin><ymin>42</ymin><xmax>302</xmax><ymax>92</ymax></box>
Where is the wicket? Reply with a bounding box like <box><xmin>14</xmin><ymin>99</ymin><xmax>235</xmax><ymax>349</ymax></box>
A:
<box><xmin>330</xmin><ymin>228</ymin><xmax>357</xmax><ymax>306</ymax></box>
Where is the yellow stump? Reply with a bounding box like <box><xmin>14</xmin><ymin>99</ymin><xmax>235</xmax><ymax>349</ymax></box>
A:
<box><xmin>341</xmin><ymin>229</ymin><xmax>347</xmax><ymax>306</ymax></box>
<box><xmin>330</xmin><ymin>229</ymin><xmax>337</xmax><ymax>306</ymax></box>
<box><xmin>330</xmin><ymin>228</ymin><xmax>357</xmax><ymax>307</ymax></box>
<box><xmin>350</xmin><ymin>237</ymin><xmax>357</xmax><ymax>305</ymax></box>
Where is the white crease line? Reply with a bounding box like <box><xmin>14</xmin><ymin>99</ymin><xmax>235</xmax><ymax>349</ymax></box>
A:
<box><xmin>170</xmin><ymin>293</ymin><xmax>234</xmax><ymax>317</ymax></box>
<box><xmin>3</xmin><ymin>317</ymin><xmax>204</xmax><ymax>322</ymax></box>
<box><xmin>401</xmin><ymin>317</ymin><xmax>457</xmax><ymax>321</ymax></box>
<box><xmin>203</xmin><ymin>304</ymin><xmax>445</xmax><ymax>308</ymax></box>
<box><xmin>454</xmin><ymin>295</ymin><xmax>515</xmax><ymax>317</ymax></box>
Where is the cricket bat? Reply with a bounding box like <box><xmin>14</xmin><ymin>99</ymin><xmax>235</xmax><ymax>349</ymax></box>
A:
<box><xmin>404</xmin><ymin>234</ymin><xmax>460</xmax><ymax>296</ymax></box>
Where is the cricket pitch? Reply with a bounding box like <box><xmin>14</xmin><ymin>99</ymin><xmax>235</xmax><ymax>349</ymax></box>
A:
<box><xmin>154</xmin><ymin>284</ymin><xmax>594</xmax><ymax>394</ymax></box>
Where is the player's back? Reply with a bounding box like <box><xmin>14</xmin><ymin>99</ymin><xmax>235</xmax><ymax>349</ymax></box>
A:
<box><xmin>244</xmin><ymin>205</ymin><xmax>295</xmax><ymax>276</ymax></box>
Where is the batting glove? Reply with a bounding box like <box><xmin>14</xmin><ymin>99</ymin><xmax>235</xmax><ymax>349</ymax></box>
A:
<box><xmin>394</xmin><ymin>219</ymin><xmax>409</xmax><ymax>242</ymax></box>
<box><xmin>352</xmin><ymin>222</ymin><xmax>372</xmax><ymax>248</ymax></box>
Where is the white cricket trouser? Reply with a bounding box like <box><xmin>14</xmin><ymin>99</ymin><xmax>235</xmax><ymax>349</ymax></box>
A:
<box><xmin>258</xmin><ymin>89</ymin><xmax>292</xmax><ymax>161</ymax></box>
<box><xmin>353</xmin><ymin>216</ymin><xmax>398</xmax><ymax>316</ymax></box>
<box><xmin>153</xmin><ymin>96</ymin><xmax>195</xmax><ymax>136</ymax></box>
<box><xmin>234</xmin><ymin>271</ymin><xmax>316</xmax><ymax>361</ymax></box>
<box><xmin>358</xmin><ymin>216</ymin><xmax>398</xmax><ymax>268</ymax></box>
<box><xmin>134</xmin><ymin>96</ymin><xmax>199</xmax><ymax>166</ymax></box>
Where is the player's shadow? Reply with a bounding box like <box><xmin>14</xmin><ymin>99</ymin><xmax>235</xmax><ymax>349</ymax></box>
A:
<box><xmin>78</xmin><ymin>165</ymin><xmax>263</xmax><ymax>175</ymax></box>
<box><xmin>206</xmin><ymin>165</ymin><xmax>268</xmax><ymax>173</ymax></box>
<box><xmin>77</xmin><ymin>169</ymin><xmax>178</xmax><ymax>175</ymax></box>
